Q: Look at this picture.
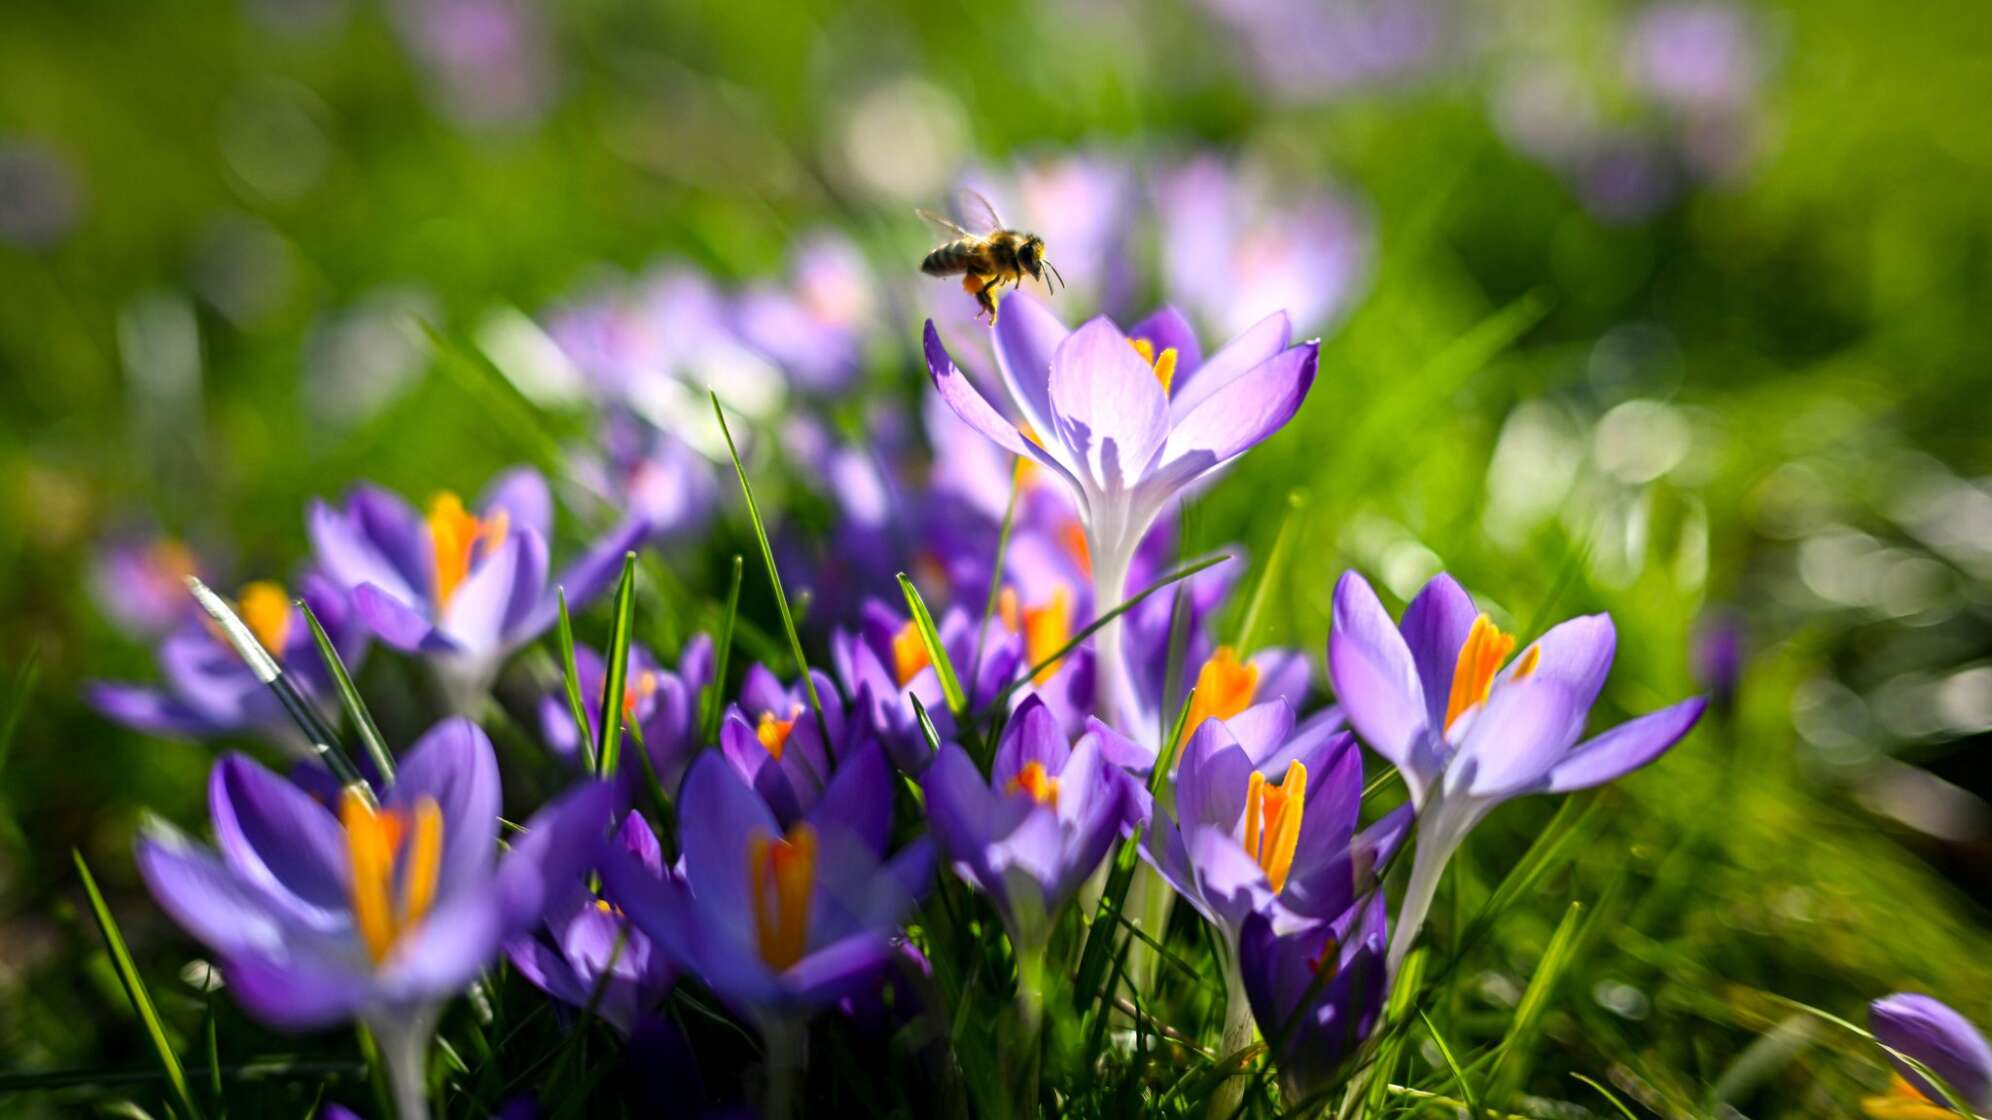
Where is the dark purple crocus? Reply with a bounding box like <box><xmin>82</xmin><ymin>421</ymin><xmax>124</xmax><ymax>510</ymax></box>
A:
<box><xmin>89</xmin><ymin>572</ymin><xmax>365</xmax><ymax>748</ymax></box>
<box><xmin>538</xmin><ymin>636</ymin><xmax>712</xmax><ymax>795</ymax></box>
<box><xmin>596</xmin><ymin>750</ymin><xmax>931</xmax><ymax>1036</ymax></box>
<box><xmin>920</xmin><ymin>697</ymin><xmax>1133</xmax><ymax>950</ymax></box>
<box><xmin>508</xmin><ymin>811</ymin><xmax>674</xmax><ymax>1035</ymax></box>
<box><xmin>1329</xmin><ymin>571</ymin><xmax>1706</xmax><ymax>972</ymax></box>
<box><xmin>1238</xmin><ymin>892</ymin><xmax>1388</xmax><ymax>1103</ymax></box>
<box><xmin>925</xmin><ymin>293</ymin><xmax>1318</xmax><ymax>723</ymax></box>
<box><xmin>717</xmin><ymin>664</ymin><xmax>893</xmax><ymax>830</ymax></box>
<box><xmin>832</xmin><ymin>600</ymin><xmax>1022</xmax><ymax>775</ymax></box>
<box><xmin>1868</xmin><ymin>993</ymin><xmax>1992</xmax><ymax>1116</ymax></box>
<box><xmin>136</xmin><ymin>718</ymin><xmax>614</xmax><ymax>1119</ymax></box>
<box><xmin>308</xmin><ymin>466</ymin><xmax>644</xmax><ymax>706</ymax></box>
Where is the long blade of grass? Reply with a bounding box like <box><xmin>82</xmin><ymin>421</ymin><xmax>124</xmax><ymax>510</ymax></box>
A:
<box><xmin>701</xmin><ymin>554</ymin><xmax>745</xmax><ymax>745</ymax></box>
<box><xmin>709</xmin><ymin>390</ymin><xmax>830</xmax><ymax>748</ymax></box>
<box><xmin>555</xmin><ymin>589</ymin><xmax>598</xmax><ymax>774</ymax></box>
<box><xmin>595</xmin><ymin>553</ymin><xmax>638</xmax><ymax>781</ymax></box>
<box><xmin>1230</xmin><ymin>489</ymin><xmax>1306</xmax><ymax>658</ymax></box>
<box><xmin>1488</xmin><ymin>900</ymin><xmax>1586</xmax><ymax>1103</ymax></box>
<box><xmin>298</xmin><ymin>599</ymin><xmax>395</xmax><ymax>784</ymax></box>
<box><xmin>897</xmin><ymin>573</ymin><xmax>966</xmax><ymax>718</ymax></box>
<box><xmin>0</xmin><ymin>648</ymin><xmax>39</xmax><ymax>774</ymax></box>
<box><xmin>74</xmin><ymin>851</ymin><xmax>205</xmax><ymax>1120</ymax></box>
<box><xmin>1571</xmin><ymin>1073</ymin><xmax>1642</xmax><ymax>1120</ymax></box>
<box><xmin>1420</xmin><ymin>1008</ymin><xmax>1483</xmax><ymax>1120</ymax></box>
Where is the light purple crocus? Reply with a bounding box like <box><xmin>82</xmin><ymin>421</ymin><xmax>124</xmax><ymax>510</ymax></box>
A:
<box><xmin>571</xmin><ymin>412</ymin><xmax>718</xmax><ymax>547</ymax></box>
<box><xmin>1868</xmin><ymin>994</ymin><xmax>1992</xmax><ymax>1115</ymax></box>
<box><xmin>920</xmin><ymin>697</ymin><xmax>1133</xmax><ymax>949</ymax></box>
<box><xmin>508</xmin><ymin>811</ymin><xmax>675</xmax><ymax>1035</ymax></box>
<box><xmin>1238</xmin><ymin>892</ymin><xmax>1388</xmax><ymax>1103</ymax></box>
<box><xmin>309</xmin><ymin>467</ymin><xmax>644</xmax><ymax>707</ymax></box>
<box><xmin>734</xmin><ymin>233</ymin><xmax>878</xmax><ymax>395</ymax></box>
<box><xmin>537</xmin><ymin>635</ymin><xmax>712</xmax><ymax>795</ymax></box>
<box><xmin>89</xmin><ymin>572</ymin><xmax>365</xmax><ymax>748</ymax></box>
<box><xmin>136</xmin><ymin>718</ymin><xmax>614</xmax><ymax>1119</ymax></box>
<box><xmin>1329</xmin><ymin>570</ymin><xmax>1706</xmax><ymax>973</ymax></box>
<box><xmin>596</xmin><ymin>750</ymin><xmax>931</xmax><ymax>1056</ymax></box>
<box><xmin>925</xmin><ymin>293</ymin><xmax>1319</xmax><ymax>723</ymax></box>
<box><xmin>88</xmin><ymin>530</ymin><xmax>205</xmax><ymax>637</ymax></box>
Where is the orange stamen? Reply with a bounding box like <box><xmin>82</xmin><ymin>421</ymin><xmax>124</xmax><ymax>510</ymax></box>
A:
<box><xmin>1008</xmin><ymin>760</ymin><xmax>1061</xmax><ymax>807</ymax></box>
<box><xmin>341</xmin><ymin>791</ymin><xmax>443</xmax><ymax>966</ymax></box>
<box><xmin>748</xmin><ymin>824</ymin><xmax>817</xmax><ymax>971</ymax></box>
<box><xmin>1242</xmin><ymin>761</ymin><xmax>1307</xmax><ymax>894</ymax></box>
<box><xmin>756</xmin><ymin>709</ymin><xmax>797</xmax><ymax>760</ymax></box>
<box><xmin>1023</xmin><ymin>587</ymin><xmax>1072</xmax><ymax>685</ymax></box>
<box><xmin>1057</xmin><ymin>519</ymin><xmax>1092</xmax><ymax>578</ymax></box>
<box><xmin>236</xmin><ymin>581</ymin><xmax>293</xmax><ymax>656</ymax></box>
<box><xmin>1861</xmin><ymin>1075</ymin><xmax>1956</xmax><ymax>1120</ymax></box>
<box><xmin>1443</xmin><ymin>615</ymin><xmax>1522</xmax><ymax>731</ymax></box>
<box><xmin>892</xmin><ymin>620</ymin><xmax>932</xmax><ymax>687</ymax></box>
<box><xmin>1129</xmin><ymin>338</ymin><xmax>1179</xmax><ymax>395</ymax></box>
<box><xmin>1179</xmin><ymin>646</ymin><xmax>1260</xmax><ymax>746</ymax></box>
<box><xmin>426</xmin><ymin>492</ymin><xmax>508</xmax><ymax>611</ymax></box>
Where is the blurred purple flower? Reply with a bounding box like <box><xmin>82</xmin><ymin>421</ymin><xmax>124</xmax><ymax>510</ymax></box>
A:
<box><xmin>1329</xmin><ymin>571</ymin><xmax>1705</xmax><ymax>972</ymax></box>
<box><xmin>1623</xmin><ymin>2</ymin><xmax>1764</xmax><ymax>114</ymax></box>
<box><xmin>137</xmin><ymin>719</ymin><xmax>613</xmax><ymax>1116</ymax></box>
<box><xmin>716</xmin><ymin>663</ymin><xmax>890</xmax><ymax>836</ymax></box>
<box><xmin>508</xmin><ymin>811</ymin><xmax>675</xmax><ymax>1034</ymax></box>
<box><xmin>1868</xmin><ymin>993</ymin><xmax>1992</xmax><ymax>1115</ymax></box>
<box><xmin>88</xmin><ymin>531</ymin><xmax>204</xmax><ymax>637</ymax></box>
<box><xmin>571</xmin><ymin>412</ymin><xmax>717</xmax><ymax>546</ymax></box>
<box><xmin>537</xmin><ymin>636</ymin><xmax>711</xmax><ymax>794</ymax></box>
<box><xmin>1155</xmin><ymin>157</ymin><xmax>1371</xmax><ymax>338</ymax></box>
<box><xmin>1238</xmin><ymin>892</ymin><xmax>1388</xmax><ymax>1101</ymax></box>
<box><xmin>308</xmin><ymin>467</ymin><xmax>644</xmax><ymax>704</ymax></box>
<box><xmin>89</xmin><ymin>573</ymin><xmax>365</xmax><ymax>746</ymax></box>
<box><xmin>1692</xmin><ymin>608</ymin><xmax>1744</xmax><ymax>713</ymax></box>
<box><xmin>735</xmin><ymin>233</ymin><xmax>878</xmax><ymax>394</ymax></box>
<box><xmin>1200</xmin><ymin>0</ymin><xmax>1448</xmax><ymax>100</ymax></box>
<box><xmin>392</xmin><ymin>0</ymin><xmax>558</xmax><ymax>128</ymax></box>
<box><xmin>832</xmin><ymin>599</ymin><xmax>1023</xmax><ymax>775</ymax></box>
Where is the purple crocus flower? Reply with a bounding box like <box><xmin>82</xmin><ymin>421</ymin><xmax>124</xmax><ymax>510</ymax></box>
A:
<box><xmin>925</xmin><ymin>293</ymin><xmax>1318</xmax><ymax>723</ymax></box>
<box><xmin>1867</xmin><ymin>994</ymin><xmax>1992</xmax><ymax>1116</ymax></box>
<box><xmin>1238</xmin><ymin>892</ymin><xmax>1388</xmax><ymax>1103</ymax></box>
<box><xmin>571</xmin><ymin>412</ymin><xmax>718</xmax><ymax>547</ymax></box>
<box><xmin>1329</xmin><ymin>570</ymin><xmax>1706</xmax><ymax>972</ymax></box>
<box><xmin>508</xmin><ymin>811</ymin><xmax>675</xmax><ymax>1035</ymax></box>
<box><xmin>1622</xmin><ymin>1</ymin><xmax>1764</xmax><ymax>114</ymax></box>
<box><xmin>596</xmin><ymin>750</ymin><xmax>932</xmax><ymax>1041</ymax></box>
<box><xmin>136</xmin><ymin>718</ymin><xmax>614</xmax><ymax>1118</ymax></box>
<box><xmin>89</xmin><ymin>573</ymin><xmax>365</xmax><ymax>747</ymax></box>
<box><xmin>920</xmin><ymin>697</ymin><xmax>1133</xmax><ymax>949</ymax></box>
<box><xmin>1155</xmin><ymin>156</ymin><xmax>1371</xmax><ymax>339</ymax></box>
<box><xmin>309</xmin><ymin>467</ymin><xmax>644</xmax><ymax>707</ymax></box>
<box><xmin>88</xmin><ymin>530</ymin><xmax>204</xmax><ymax>637</ymax></box>
<box><xmin>716</xmin><ymin>664</ymin><xmax>890</xmax><ymax>829</ymax></box>
<box><xmin>734</xmin><ymin>233</ymin><xmax>878</xmax><ymax>395</ymax></box>
<box><xmin>832</xmin><ymin>600</ymin><xmax>1023</xmax><ymax>775</ymax></box>
<box><xmin>537</xmin><ymin>636</ymin><xmax>712</xmax><ymax>795</ymax></box>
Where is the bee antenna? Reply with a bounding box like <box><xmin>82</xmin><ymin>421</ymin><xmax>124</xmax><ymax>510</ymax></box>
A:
<box><xmin>1044</xmin><ymin>259</ymin><xmax>1065</xmax><ymax>294</ymax></box>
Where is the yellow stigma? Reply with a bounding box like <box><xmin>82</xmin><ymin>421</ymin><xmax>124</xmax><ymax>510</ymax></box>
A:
<box><xmin>997</xmin><ymin>585</ymin><xmax>1071</xmax><ymax>685</ymax></box>
<box><xmin>236</xmin><ymin>581</ymin><xmax>293</xmax><ymax>656</ymax></box>
<box><xmin>1861</xmin><ymin>1076</ymin><xmax>1957</xmax><ymax>1120</ymax></box>
<box><xmin>426</xmin><ymin>492</ymin><xmax>509</xmax><ymax>611</ymax></box>
<box><xmin>621</xmin><ymin>669</ymin><xmax>659</xmax><ymax>721</ymax></box>
<box><xmin>341</xmin><ymin>790</ymin><xmax>443</xmax><ymax>967</ymax></box>
<box><xmin>1058</xmin><ymin>518</ymin><xmax>1092</xmax><ymax>578</ymax></box>
<box><xmin>1179</xmin><ymin>646</ymin><xmax>1260</xmax><ymax>746</ymax></box>
<box><xmin>756</xmin><ymin>708</ymin><xmax>798</xmax><ymax>760</ymax></box>
<box><xmin>1443</xmin><ymin>615</ymin><xmax>1537</xmax><ymax>731</ymax></box>
<box><xmin>1243</xmin><ymin>761</ymin><xmax>1307</xmax><ymax>895</ymax></box>
<box><xmin>1007</xmin><ymin>760</ymin><xmax>1061</xmax><ymax>807</ymax></box>
<box><xmin>748</xmin><ymin>824</ymin><xmax>817</xmax><ymax>971</ymax></box>
<box><xmin>1129</xmin><ymin>338</ymin><xmax>1179</xmax><ymax>396</ymax></box>
<box><xmin>892</xmin><ymin>620</ymin><xmax>932</xmax><ymax>687</ymax></box>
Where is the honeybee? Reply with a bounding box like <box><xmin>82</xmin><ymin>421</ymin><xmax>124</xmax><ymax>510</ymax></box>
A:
<box><xmin>918</xmin><ymin>189</ymin><xmax>1064</xmax><ymax>324</ymax></box>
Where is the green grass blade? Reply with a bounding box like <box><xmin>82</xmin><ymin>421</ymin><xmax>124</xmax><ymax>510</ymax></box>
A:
<box><xmin>555</xmin><ymin>588</ymin><xmax>599</xmax><ymax>775</ymax></box>
<box><xmin>74</xmin><ymin>851</ymin><xmax>205</xmax><ymax>1120</ymax></box>
<box><xmin>0</xmin><ymin>647</ymin><xmax>40</xmax><ymax>774</ymax></box>
<box><xmin>1571</xmin><ymin>1073</ymin><xmax>1641</xmax><ymax>1120</ymax></box>
<box><xmin>709</xmin><ymin>390</ymin><xmax>830</xmax><ymax>748</ymax></box>
<box><xmin>897</xmin><ymin>572</ymin><xmax>966</xmax><ymax>718</ymax></box>
<box><xmin>1230</xmin><ymin>489</ymin><xmax>1306</xmax><ymax>658</ymax></box>
<box><xmin>298</xmin><ymin>599</ymin><xmax>395</xmax><ymax>785</ymax></box>
<box><xmin>595</xmin><ymin>552</ymin><xmax>638</xmax><ymax>781</ymax></box>
<box><xmin>967</xmin><ymin>468</ymin><xmax>1022</xmax><ymax>694</ymax></box>
<box><xmin>1490</xmin><ymin>900</ymin><xmax>1586</xmax><ymax>1103</ymax></box>
<box><xmin>701</xmin><ymin>554</ymin><xmax>745</xmax><ymax>745</ymax></box>
<box><xmin>1420</xmin><ymin>1009</ymin><xmax>1483</xmax><ymax>1120</ymax></box>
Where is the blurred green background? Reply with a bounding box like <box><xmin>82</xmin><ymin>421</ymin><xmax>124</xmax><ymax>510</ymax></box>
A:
<box><xmin>3</xmin><ymin>0</ymin><xmax>1989</xmax><ymax>1114</ymax></box>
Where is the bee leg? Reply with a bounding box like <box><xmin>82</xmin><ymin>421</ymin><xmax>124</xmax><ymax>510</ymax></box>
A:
<box><xmin>977</xmin><ymin>280</ymin><xmax>1001</xmax><ymax>324</ymax></box>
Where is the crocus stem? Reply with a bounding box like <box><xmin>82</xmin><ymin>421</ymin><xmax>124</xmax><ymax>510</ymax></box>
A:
<box><xmin>1385</xmin><ymin>813</ymin><xmax>1466</xmax><ymax>978</ymax></box>
<box><xmin>1088</xmin><ymin>537</ymin><xmax>1133</xmax><ymax>725</ymax></box>
<box><xmin>1209</xmin><ymin>951</ymin><xmax>1256</xmax><ymax>1120</ymax></box>
<box><xmin>366</xmin><ymin>1005</ymin><xmax>439</xmax><ymax>1120</ymax></box>
<box><xmin>761</xmin><ymin>1016</ymin><xmax>808</xmax><ymax>1120</ymax></box>
<box><xmin>1008</xmin><ymin>938</ymin><xmax>1048</xmax><ymax>1120</ymax></box>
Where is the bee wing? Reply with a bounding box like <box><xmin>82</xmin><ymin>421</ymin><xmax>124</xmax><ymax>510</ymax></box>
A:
<box><xmin>950</xmin><ymin>188</ymin><xmax>1005</xmax><ymax>235</ymax></box>
<box><xmin>917</xmin><ymin>208</ymin><xmax>973</xmax><ymax>239</ymax></box>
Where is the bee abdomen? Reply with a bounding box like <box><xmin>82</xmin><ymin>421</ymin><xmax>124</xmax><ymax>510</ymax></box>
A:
<box><xmin>922</xmin><ymin>242</ymin><xmax>974</xmax><ymax>276</ymax></box>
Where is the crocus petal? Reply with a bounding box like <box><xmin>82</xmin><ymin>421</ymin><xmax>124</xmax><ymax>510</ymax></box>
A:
<box><xmin>1513</xmin><ymin>613</ymin><xmax>1616</xmax><ymax>747</ymax></box>
<box><xmin>222</xmin><ymin>949</ymin><xmax>370</xmax><ymax>1031</ymax></box>
<box><xmin>1128</xmin><ymin>305</ymin><xmax>1204</xmax><ymax>384</ymax></box>
<box><xmin>806</xmin><ymin>740</ymin><xmax>893</xmax><ymax>857</ymax></box>
<box><xmin>1147</xmin><ymin>341</ymin><xmax>1316</xmax><ymax>495</ymax></box>
<box><xmin>1048</xmin><ymin>317</ymin><xmax>1170</xmax><ymax>494</ymax></box>
<box><xmin>1175</xmin><ymin>719</ymin><xmax>1253</xmax><ymax>834</ymax></box>
<box><xmin>135</xmin><ymin>831</ymin><xmax>297</xmax><ymax>961</ymax></box>
<box><xmin>525</xmin><ymin>517</ymin><xmax>650</xmax><ymax>639</ymax></box>
<box><xmin>1544</xmin><ymin>696</ymin><xmax>1705</xmax><ymax>794</ymax></box>
<box><xmin>1397</xmin><ymin>573</ymin><xmax>1478</xmax><ymax>734</ymax></box>
<box><xmin>500</xmin><ymin>529</ymin><xmax>551</xmax><ymax>641</ymax></box>
<box><xmin>990</xmin><ymin>290</ymin><xmax>1070</xmax><ymax>445</ymax></box>
<box><xmin>390</xmin><ymin>718</ymin><xmax>502</xmax><ymax>892</ymax></box>
<box><xmin>677</xmin><ymin>751</ymin><xmax>780</xmax><ymax>947</ymax></box>
<box><xmin>1185</xmin><ymin>823</ymin><xmax>1271</xmax><ymax>933</ymax></box>
<box><xmin>925</xmin><ymin>321</ymin><xmax>1084</xmax><ymax>503</ymax></box>
<box><xmin>1449</xmin><ymin>678</ymin><xmax>1585</xmax><ymax>798</ymax></box>
<box><xmin>380</xmin><ymin>890</ymin><xmax>505</xmax><ymax>1001</ymax></box>
<box><xmin>209</xmin><ymin>754</ymin><xmax>349</xmax><ymax>918</ymax></box>
<box><xmin>991</xmin><ymin>695</ymin><xmax>1070</xmax><ymax>789</ymax></box>
<box><xmin>352</xmin><ymin>584</ymin><xmax>461</xmax><ymax>654</ymax></box>
<box><xmin>1166</xmin><ymin>309</ymin><xmax>1291</xmax><ymax>420</ymax></box>
<box><xmin>440</xmin><ymin>533</ymin><xmax>523</xmax><ymax>653</ymax></box>
<box><xmin>784</xmin><ymin>932</ymin><xmax>893</xmax><ymax>1008</ymax></box>
<box><xmin>497</xmin><ymin>780</ymin><xmax>618</xmax><ymax>934</ymax></box>
<box><xmin>88</xmin><ymin>683</ymin><xmax>225</xmax><ymax>738</ymax></box>
<box><xmin>1871</xmin><ymin>993</ymin><xmax>1992</xmax><ymax>1109</ymax></box>
<box><xmin>1329</xmin><ymin>572</ymin><xmax>1438</xmax><ymax>802</ymax></box>
<box><xmin>479</xmin><ymin>467</ymin><xmax>553</xmax><ymax>543</ymax></box>
<box><xmin>308</xmin><ymin>496</ymin><xmax>421</xmax><ymax>607</ymax></box>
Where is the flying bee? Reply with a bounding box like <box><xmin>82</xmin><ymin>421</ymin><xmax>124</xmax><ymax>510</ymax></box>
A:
<box><xmin>918</xmin><ymin>189</ymin><xmax>1064</xmax><ymax>325</ymax></box>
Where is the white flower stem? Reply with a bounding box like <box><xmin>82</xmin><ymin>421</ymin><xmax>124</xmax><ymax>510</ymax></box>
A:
<box><xmin>760</xmin><ymin>1015</ymin><xmax>809</xmax><ymax>1120</ymax></box>
<box><xmin>367</xmin><ymin>1004</ymin><xmax>440</xmax><ymax>1120</ymax></box>
<box><xmin>1208</xmin><ymin>950</ymin><xmax>1257</xmax><ymax>1120</ymax></box>
<box><xmin>1385</xmin><ymin>813</ymin><xmax>1466</xmax><ymax>978</ymax></box>
<box><xmin>1089</xmin><ymin>536</ymin><xmax>1134</xmax><ymax>726</ymax></box>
